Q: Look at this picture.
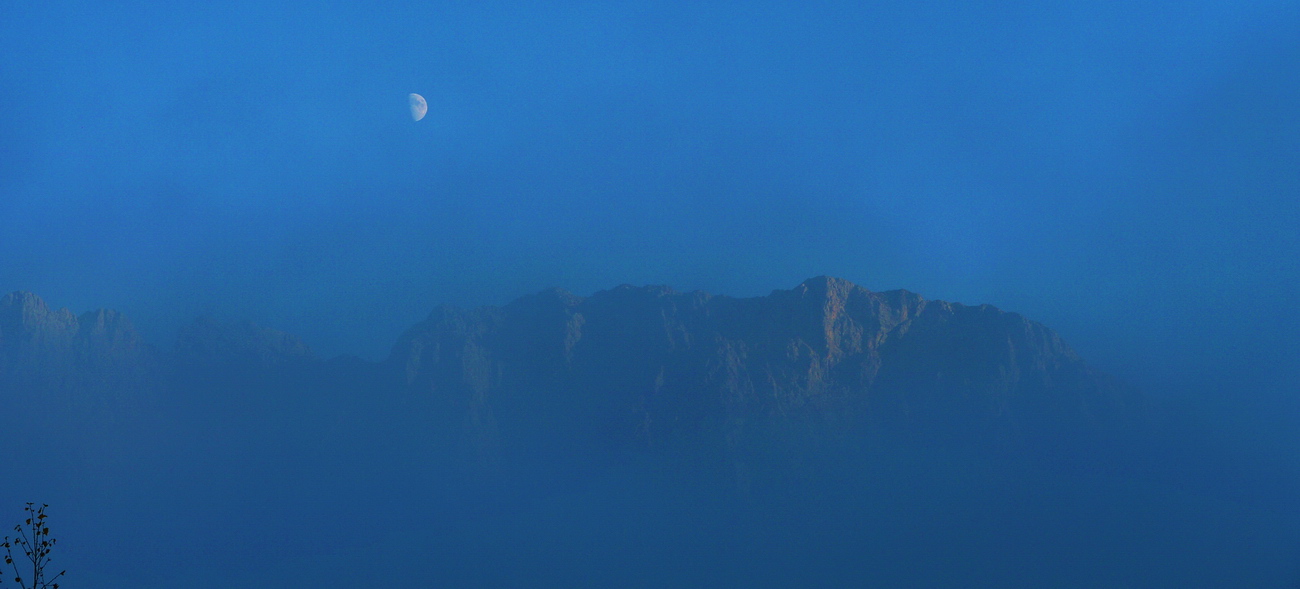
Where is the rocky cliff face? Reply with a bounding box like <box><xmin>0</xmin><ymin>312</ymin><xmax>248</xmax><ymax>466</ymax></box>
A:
<box><xmin>0</xmin><ymin>291</ymin><xmax>159</xmax><ymax>399</ymax></box>
<box><xmin>0</xmin><ymin>292</ymin><xmax>319</xmax><ymax>402</ymax></box>
<box><xmin>389</xmin><ymin>277</ymin><xmax>1142</xmax><ymax>465</ymax></box>
<box><xmin>0</xmin><ymin>279</ymin><xmax>1143</xmax><ymax>472</ymax></box>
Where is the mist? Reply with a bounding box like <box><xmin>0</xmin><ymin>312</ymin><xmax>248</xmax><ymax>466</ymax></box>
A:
<box><xmin>2</xmin><ymin>1</ymin><xmax>1299</xmax><ymax>587</ymax></box>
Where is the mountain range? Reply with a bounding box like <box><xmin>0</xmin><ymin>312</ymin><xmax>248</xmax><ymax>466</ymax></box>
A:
<box><xmin>0</xmin><ymin>277</ymin><xmax>1145</xmax><ymax>474</ymax></box>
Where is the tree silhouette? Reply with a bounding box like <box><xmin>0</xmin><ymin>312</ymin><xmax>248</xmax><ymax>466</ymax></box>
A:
<box><xmin>2</xmin><ymin>503</ymin><xmax>64</xmax><ymax>589</ymax></box>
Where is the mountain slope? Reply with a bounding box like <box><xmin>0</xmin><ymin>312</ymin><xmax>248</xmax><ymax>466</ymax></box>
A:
<box><xmin>0</xmin><ymin>278</ymin><xmax>1143</xmax><ymax>474</ymax></box>
<box><xmin>389</xmin><ymin>276</ymin><xmax>1142</xmax><ymax>465</ymax></box>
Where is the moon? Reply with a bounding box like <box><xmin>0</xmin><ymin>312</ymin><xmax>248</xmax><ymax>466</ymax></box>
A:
<box><xmin>408</xmin><ymin>93</ymin><xmax>427</xmax><ymax>121</ymax></box>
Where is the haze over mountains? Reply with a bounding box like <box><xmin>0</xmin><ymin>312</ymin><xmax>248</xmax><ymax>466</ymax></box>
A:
<box><xmin>3</xmin><ymin>277</ymin><xmax>1299</xmax><ymax>588</ymax></box>
<box><xmin>2</xmin><ymin>276</ymin><xmax>1142</xmax><ymax>463</ymax></box>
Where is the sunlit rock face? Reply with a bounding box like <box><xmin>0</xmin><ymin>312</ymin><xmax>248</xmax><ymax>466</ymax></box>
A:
<box><xmin>390</xmin><ymin>277</ymin><xmax>1144</xmax><ymax>467</ymax></box>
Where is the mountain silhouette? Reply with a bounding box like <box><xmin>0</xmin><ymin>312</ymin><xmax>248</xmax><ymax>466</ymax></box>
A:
<box><xmin>388</xmin><ymin>277</ymin><xmax>1144</xmax><ymax>468</ymax></box>
<box><xmin>0</xmin><ymin>290</ymin><xmax>159</xmax><ymax>401</ymax></box>
<box><xmin>0</xmin><ymin>278</ymin><xmax>1144</xmax><ymax>475</ymax></box>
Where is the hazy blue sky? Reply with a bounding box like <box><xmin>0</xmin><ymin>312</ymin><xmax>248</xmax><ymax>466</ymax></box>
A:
<box><xmin>3</xmin><ymin>0</ymin><xmax>1297</xmax><ymax>392</ymax></box>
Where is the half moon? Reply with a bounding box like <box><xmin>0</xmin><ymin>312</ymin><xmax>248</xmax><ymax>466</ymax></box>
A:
<box><xmin>409</xmin><ymin>93</ymin><xmax>427</xmax><ymax>121</ymax></box>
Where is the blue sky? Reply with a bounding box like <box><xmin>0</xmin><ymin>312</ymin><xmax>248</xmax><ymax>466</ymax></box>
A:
<box><xmin>2</xmin><ymin>0</ymin><xmax>1298</xmax><ymax>392</ymax></box>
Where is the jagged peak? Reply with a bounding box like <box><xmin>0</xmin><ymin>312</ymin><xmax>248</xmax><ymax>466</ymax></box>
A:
<box><xmin>781</xmin><ymin>276</ymin><xmax>873</xmax><ymax>303</ymax></box>
<box><xmin>1</xmin><ymin>290</ymin><xmax>48</xmax><ymax>310</ymax></box>
<box><xmin>796</xmin><ymin>275</ymin><xmax>861</xmax><ymax>293</ymax></box>
<box><xmin>2</xmin><ymin>293</ymin><xmax>139</xmax><ymax>330</ymax></box>
<box><xmin>0</xmin><ymin>290</ymin><xmax>79</xmax><ymax>336</ymax></box>
<box><xmin>0</xmin><ymin>291</ymin><xmax>65</xmax><ymax>322</ymax></box>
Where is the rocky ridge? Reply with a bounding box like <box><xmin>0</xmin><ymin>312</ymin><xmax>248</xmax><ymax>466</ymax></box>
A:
<box><xmin>0</xmin><ymin>291</ymin><xmax>157</xmax><ymax>398</ymax></box>
<box><xmin>0</xmin><ymin>278</ymin><xmax>1143</xmax><ymax>465</ymax></box>
<box><xmin>389</xmin><ymin>276</ymin><xmax>1142</xmax><ymax>462</ymax></box>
